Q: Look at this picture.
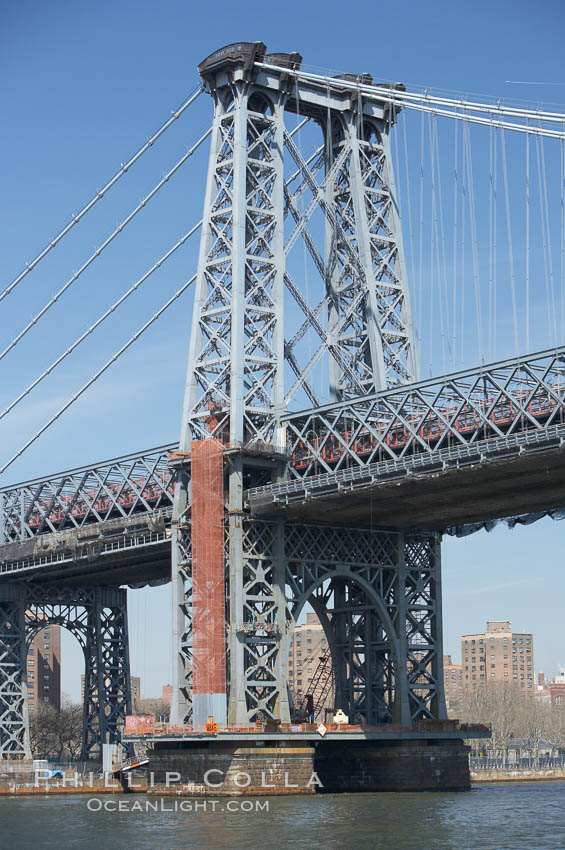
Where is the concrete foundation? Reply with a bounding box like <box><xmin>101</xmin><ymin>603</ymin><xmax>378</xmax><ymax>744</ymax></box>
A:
<box><xmin>146</xmin><ymin>737</ymin><xmax>471</xmax><ymax>795</ymax></box>
<box><xmin>314</xmin><ymin>740</ymin><xmax>471</xmax><ymax>792</ymax></box>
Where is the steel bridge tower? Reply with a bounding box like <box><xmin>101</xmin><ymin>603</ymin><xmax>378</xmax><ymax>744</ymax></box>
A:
<box><xmin>170</xmin><ymin>42</ymin><xmax>443</xmax><ymax>730</ymax></box>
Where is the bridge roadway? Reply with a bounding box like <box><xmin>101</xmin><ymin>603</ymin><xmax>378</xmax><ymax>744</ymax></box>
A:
<box><xmin>1</xmin><ymin>346</ymin><xmax>564</xmax><ymax>586</ymax></box>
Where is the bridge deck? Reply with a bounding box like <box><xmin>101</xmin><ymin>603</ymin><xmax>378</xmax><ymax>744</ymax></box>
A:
<box><xmin>249</xmin><ymin>424</ymin><xmax>565</xmax><ymax>529</ymax></box>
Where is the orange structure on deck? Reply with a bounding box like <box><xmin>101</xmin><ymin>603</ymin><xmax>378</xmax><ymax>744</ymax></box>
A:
<box><xmin>190</xmin><ymin>439</ymin><xmax>226</xmax><ymax>719</ymax></box>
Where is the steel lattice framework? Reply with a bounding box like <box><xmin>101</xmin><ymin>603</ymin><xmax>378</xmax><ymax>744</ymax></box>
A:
<box><xmin>282</xmin><ymin>346</ymin><xmax>565</xmax><ymax>477</ymax></box>
<box><xmin>0</xmin><ymin>583</ymin><xmax>130</xmax><ymax>759</ymax></box>
<box><xmin>171</xmin><ymin>41</ymin><xmax>418</xmax><ymax>728</ymax></box>
<box><xmin>2</xmin><ymin>42</ymin><xmax>565</xmax><ymax>755</ymax></box>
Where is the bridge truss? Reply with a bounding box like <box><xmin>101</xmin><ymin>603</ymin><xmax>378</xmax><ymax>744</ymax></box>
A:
<box><xmin>1</xmin><ymin>40</ymin><xmax>565</xmax><ymax>758</ymax></box>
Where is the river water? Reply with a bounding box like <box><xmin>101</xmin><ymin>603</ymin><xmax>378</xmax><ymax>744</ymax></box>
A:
<box><xmin>1</xmin><ymin>783</ymin><xmax>563</xmax><ymax>849</ymax></box>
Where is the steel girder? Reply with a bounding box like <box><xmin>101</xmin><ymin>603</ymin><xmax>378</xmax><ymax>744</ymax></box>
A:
<box><xmin>170</xmin><ymin>49</ymin><xmax>417</xmax><ymax>725</ymax></box>
<box><xmin>0</xmin><ymin>583</ymin><xmax>131</xmax><ymax>760</ymax></box>
<box><xmin>281</xmin><ymin>346</ymin><xmax>565</xmax><ymax>479</ymax></box>
<box><xmin>0</xmin><ymin>586</ymin><xmax>30</xmax><ymax>758</ymax></box>
<box><xmin>0</xmin><ymin>444</ymin><xmax>175</xmax><ymax>544</ymax></box>
<box><xmin>172</xmin><ymin>516</ymin><xmax>443</xmax><ymax>726</ymax></box>
<box><xmin>284</xmin><ymin>522</ymin><xmax>444</xmax><ymax>724</ymax></box>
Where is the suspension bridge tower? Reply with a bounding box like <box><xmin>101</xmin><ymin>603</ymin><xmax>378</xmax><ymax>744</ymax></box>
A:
<box><xmin>169</xmin><ymin>42</ymin><xmax>444</xmax><ymax>733</ymax></box>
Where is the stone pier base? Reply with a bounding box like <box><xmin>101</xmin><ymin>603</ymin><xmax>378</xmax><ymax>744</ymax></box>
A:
<box><xmin>147</xmin><ymin>741</ymin><xmax>318</xmax><ymax>795</ymax></box>
<box><xmin>314</xmin><ymin>740</ymin><xmax>471</xmax><ymax>792</ymax></box>
<box><xmin>145</xmin><ymin>737</ymin><xmax>470</xmax><ymax>795</ymax></box>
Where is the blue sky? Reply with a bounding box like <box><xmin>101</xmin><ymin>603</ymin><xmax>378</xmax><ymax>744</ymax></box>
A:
<box><xmin>1</xmin><ymin>0</ymin><xmax>564</xmax><ymax>700</ymax></box>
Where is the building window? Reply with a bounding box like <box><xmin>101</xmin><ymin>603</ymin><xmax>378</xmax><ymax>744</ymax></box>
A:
<box><xmin>43</xmin><ymin>696</ymin><xmax>49</xmax><ymax>702</ymax></box>
<box><xmin>28</xmin><ymin>660</ymin><xmax>34</xmax><ymax>666</ymax></box>
<box><xmin>491</xmin><ymin>664</ymin><xmax>495</xmax><ymax>669</ymax></box>
<box><xmin>491</xmin><ymin>673</ymin><xmax>495</xmax><ymax>678</ymax></box>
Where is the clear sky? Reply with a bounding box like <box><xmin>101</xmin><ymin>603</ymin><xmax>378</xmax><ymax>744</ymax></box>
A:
<box><xmin>1</xmin><ymin>0</ymin><xmax>564</xmax><ymax>700</ymax></box>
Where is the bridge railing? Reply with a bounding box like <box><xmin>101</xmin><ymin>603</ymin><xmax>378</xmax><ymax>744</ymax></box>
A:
<box><xmin>283</xmin><ymin>347</ymin><xmax>565</xmax><ymax>478</ymax></box>
<box><xmin>0</xmin><ymin>443</ymin><xmax>177</xmax><ymax>543</ymax></box>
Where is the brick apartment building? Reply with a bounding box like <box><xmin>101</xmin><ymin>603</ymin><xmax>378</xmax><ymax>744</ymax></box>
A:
<box><xmin>287</xmin><ymin>612</ymin><xmax>333</xmax><ymax>711</ymax></box>
<box><xmin>26</xmin><ymin>623</ymin><xmax>61</xmax><ymax>715</ymax></box>
<box><xmin>461</xmin><ymin>621</ymin><xmax>534</xmax><ymax>691</ymax></box>
<box><xmin>443</xmin><ymin>654</ymin><xmax>464</xmax><ymax>711</ymax></box>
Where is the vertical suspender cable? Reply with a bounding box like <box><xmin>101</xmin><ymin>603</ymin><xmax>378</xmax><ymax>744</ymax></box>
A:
<box><xmin>539</xmin><ymin>128</ymin><xmax>557</xmax><ymax>344</ymax></box>
<box><xmin>452</xmin><ymin>114</ymin><xmax>459</xmax><ymax>366</ymax></box>
<box><xmin>536</xmin><ymin>132</ymin><xmax>557</xmax><ymax>344</ymax></box>
<box><xmin>418</xmin><ymin>110</ymin><xmax>425</xmax><ymax>372</ymax></box>
<box><xmin>460</xmin><ymin>119</ymin><xmax>467</xmax><ymax>365</ymax></box>
<box><xmin>561</xmin><ymin>131</ymin><xmax>565</xmax><ymax>342</ymax></box>
<box><xmin>500</xmin><ymin>128</ymin><xmax>519</xmax><ymax>356</ymax></box>
<box><xmin>428</xmin><ymin>112</ymin><xmax>439</xmax><ymax>374</ymax></box>
<box><xmin>429</xmin><ymin>114</ymin><xmax>447</xmax><ymax>371</ymax></box>
<box><xmin>525</xmin><ymin>127</ymin><xmax>531</xmax><ymax>352</ymax></box>
<box><xmin>488</xmin><ymin>124</ymin><xmax>494</xmax><ymax>361</ymax></box>
<box><xmin>433</xmin><ymin>114</ymin><xmax>453</xmax><ymax>367</ymax></box>
<box><xmin>463</xmin><ymin>120</ymin><xmax>484</xmax><ymax>360</ymax></box>
<box><xmin>402</xmin><ymin>112</ymin><xmax>417</xmax><ymax>349</ymax></box>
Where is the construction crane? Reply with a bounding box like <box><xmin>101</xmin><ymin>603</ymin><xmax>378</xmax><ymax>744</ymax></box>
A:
<box><xmin>293</xmin><ymin>653</ymin><xmax>334</xmax><ymax>722</ymax></box>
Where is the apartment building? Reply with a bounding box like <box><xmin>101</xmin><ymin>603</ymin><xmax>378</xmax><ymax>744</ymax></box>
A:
<box><xmin>461</xmin><ymin>621</ymin><xmax>534</xmax><ymax>691</ymax></box>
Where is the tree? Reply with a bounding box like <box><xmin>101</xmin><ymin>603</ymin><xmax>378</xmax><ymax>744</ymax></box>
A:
<box><xmin>515</xmin><ymin>695</ymin><xmax>552</xmax><ymax>766</ymax></box>
<box><xmin>30</xmin><ymin>699</ymin><xmax>83</xmax><ymax>761</ymax></box>
<box><xmin>459</xmin><ymin>682</ymin><xmax>526</xmax><ymax>764</ymax></box>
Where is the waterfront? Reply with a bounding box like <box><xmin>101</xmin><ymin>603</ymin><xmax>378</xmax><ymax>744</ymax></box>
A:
<box><xmin>1</xmin><ymin>782</ymin><xmax>563</xmax><ymax>850</ymax></box>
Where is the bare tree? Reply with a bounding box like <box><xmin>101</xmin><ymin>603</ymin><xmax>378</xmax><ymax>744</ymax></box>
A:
<box><xmin>515</xmin><ymin>696</ymin><xmax>552</xmax><ymax>766</ymax></box>
<box><xmin>30</xmin><ymin>700</ymin><xmax>83</xmax><ymax>761</ymax></box>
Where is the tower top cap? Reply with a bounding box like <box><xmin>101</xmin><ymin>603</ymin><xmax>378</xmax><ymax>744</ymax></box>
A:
<box><xmin>198</xmin><ymin>42</ymin><xmax>267</xmax><ymax>79</ymax></box>
<box><xmin>198</xmin><ymin>42</ymin><xmax>302</xmax><ymax>83</ymax></box>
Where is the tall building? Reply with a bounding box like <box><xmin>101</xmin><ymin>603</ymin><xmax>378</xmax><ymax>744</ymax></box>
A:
<box><xmin>443</xmin><ymin>655</ymin><xmax>464</xmax><ymax>711</ymax></box>
<box><xmin>287</xmin><ymin>612</ymin><xmax>333</xmax><ymax>712</ymax></box>
<box><xmin>461</xmin><ymin>621</ymin><xmax>534</xmax><ymax>691</ymax></box>
<box><xmin>26</xmin><ymin>623</ymin><xmax>61</xmax><ymax>715</ymax></box>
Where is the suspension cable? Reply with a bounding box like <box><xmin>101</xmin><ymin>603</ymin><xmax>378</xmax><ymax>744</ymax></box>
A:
<box><xmin>463</xmin><ymin>120</ymin><xmax>483</xmax><ymax>358</ymax></box>
<box><xmin>500</xmin><ymin>128</ymin><xmax>519</xmax><ymax>355</ymax></box>
<box><xmin>0</xmin><ymin>221</ymin><xmax>202</xmax><ymax>423</ymax></box>
<box><xmin>0</xmin><ymin>127</ymin><xmax>211</xmax><ymax>364</ymax></box>
<box><xmin>525</xmin><ymin>127</ymin><xmax>530</xmax><ymax>352</ymax></box>
<box><xmin>255</xmin><ymin>63</ymin><xmax>565</xmax><ymax>127</ymax></box>
<box><xmin>0</xmin><ymin>274</ymin><xmax>197</xmax><ymax>476</ymax></box>
<box><xmin>0</xmin><ymin>83</ymin><xmax>204</xmax><ymax>305</ymax></box>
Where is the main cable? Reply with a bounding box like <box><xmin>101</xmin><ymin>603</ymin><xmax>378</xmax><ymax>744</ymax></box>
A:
<box><xmin>0</xmin><ymin>274</ymin><xmax>197</xmax><ymax>476</ymax></box>
<box><xmin>0</xmin><ymin>83</ymin><xmax>204</xmax><ymax>305</ymax></box>
<box><xmin>0</xmin><ymin>221</ymin><xmax>202</xmax><ymax>423</ymax></box>
<box><xmin>0</xmin><ymin>127</ymin><xmax>211</xmax><ymax>364</ymax></box>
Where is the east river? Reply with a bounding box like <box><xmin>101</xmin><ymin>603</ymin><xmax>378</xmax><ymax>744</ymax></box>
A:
<box><xmin>1</xmin><ymin>782</ymin><xmax>564</xmax><ymax>849</ymax></box>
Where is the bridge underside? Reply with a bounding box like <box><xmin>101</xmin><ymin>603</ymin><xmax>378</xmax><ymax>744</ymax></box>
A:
<box><xmin>249</xmin><ymin>432</ymin><xmax>565</xmax><ymax>530</ymax></box>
